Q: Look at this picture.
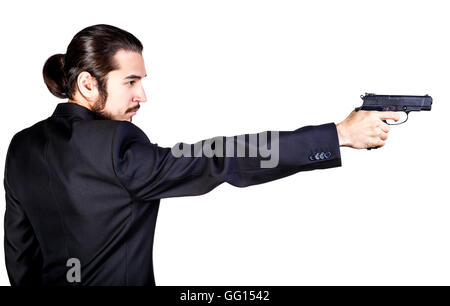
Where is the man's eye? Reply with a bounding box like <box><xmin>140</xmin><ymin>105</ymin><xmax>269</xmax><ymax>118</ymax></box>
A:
<box><xmin>127</xmin><ymin>80</ymin><xmax>135</xmax><ymax>86</ymax></box>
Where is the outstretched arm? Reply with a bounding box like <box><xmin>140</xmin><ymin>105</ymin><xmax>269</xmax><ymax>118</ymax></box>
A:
<box><xmin>112</xmin><ymin>109</ymin><xmax>400</xmax><ymax>202</ymax></box>
<box><xmin>112</xmin><ymin>121</ymin><xmax>342</xmax><ymax>202</ymax></box>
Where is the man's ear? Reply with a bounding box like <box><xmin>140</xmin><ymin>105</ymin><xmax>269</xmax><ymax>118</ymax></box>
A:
<box><xmin>76</xmin><ymin>71</ymin><xmax>100</xmax><ymax>104</ymax></box>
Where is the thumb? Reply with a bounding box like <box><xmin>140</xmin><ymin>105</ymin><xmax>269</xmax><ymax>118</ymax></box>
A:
<box><xmin>378</xmin><ymin>111</ymin><xmax>401</xmax><ymax>122</ymax></box>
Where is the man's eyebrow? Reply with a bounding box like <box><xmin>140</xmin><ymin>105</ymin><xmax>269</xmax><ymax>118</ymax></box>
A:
<box><xmin>124</xmin><ymin>74</ymin><xmax>147</xmax><ymax>80</ymax></box>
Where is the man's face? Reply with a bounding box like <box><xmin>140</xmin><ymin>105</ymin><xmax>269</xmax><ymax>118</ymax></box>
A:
<box><xmin>95</xmin><ymin>50</ymin><xmax>147</xmax><ymax>122</ymax></box>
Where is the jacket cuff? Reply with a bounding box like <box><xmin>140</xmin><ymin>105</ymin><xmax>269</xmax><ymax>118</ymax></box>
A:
<box><xmin>281</xmin><ymin>122</ymin><xmax>342</xmax><ymax>171</ymax></box>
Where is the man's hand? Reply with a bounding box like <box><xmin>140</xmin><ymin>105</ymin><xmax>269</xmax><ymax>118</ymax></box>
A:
<box><xmin>336</xmin><ymin>110</ymin><xmax>401</xmax><ymax>149</ymax></box>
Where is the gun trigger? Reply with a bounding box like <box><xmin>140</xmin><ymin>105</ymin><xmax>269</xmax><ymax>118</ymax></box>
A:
<box><xmin>385</xmin><ymin>111</ymin><xmax>409</xmax><ymax>125</ymax></box>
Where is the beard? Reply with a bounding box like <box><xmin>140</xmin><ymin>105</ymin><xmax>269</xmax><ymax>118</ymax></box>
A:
<box><xmin>90</xmin><ymin>95</ymin><xmax>137</xmax><ymax>122</ymax></box>
<box><xmin>90</xmin><ymin>93</ymin><xmax>113</xmax><ymax>120</ymax></box>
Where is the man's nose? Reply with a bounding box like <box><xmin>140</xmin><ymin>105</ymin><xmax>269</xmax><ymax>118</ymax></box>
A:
<box><xmin>135</xmin><ymin>86</ymin><xmax>147</xmax><ymax>103</ymax></box>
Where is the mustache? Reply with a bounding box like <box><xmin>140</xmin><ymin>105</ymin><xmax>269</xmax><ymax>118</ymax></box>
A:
<box><xmin>127</xmin><ymin>105</ymin><xmax>140</xmax><ymax>113</ymax></box>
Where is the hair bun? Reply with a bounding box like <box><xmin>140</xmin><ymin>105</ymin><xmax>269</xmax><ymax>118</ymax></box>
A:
<box><xmin>42</xmin><ymin>53</ymin><xmax>68</xmax><ymax>99</ymax></box>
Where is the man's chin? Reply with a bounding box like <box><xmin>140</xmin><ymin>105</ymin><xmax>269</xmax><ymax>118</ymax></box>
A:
<box><xmin>122</xmin><ymin>116</ymin><xmax>133</xmax><ymax>122</ymax></box>
<box><xmin>127</xmin><ymin>112</ymin><xmax>137</xmax><ymax>122</ymax></box>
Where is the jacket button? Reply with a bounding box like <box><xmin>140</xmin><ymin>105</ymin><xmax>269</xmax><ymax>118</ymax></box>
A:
<box><xmin>315</xmin><ymin>153</ymin><xmax>321</xmax><ymax>160</ymax></box>
<box><xmin>309</xmin><ymin>154</ymin><xmax>315</xmax><ymax>161</ymax></box>
<box><xmin>319</xmin><ymin>152</ymin><xmax>325</xmax><ymax>160</ymax></box>
<box><xmin>324</xmin><ymin>152</ymin><xmax>331</xmax><ymax>159</ymax></box>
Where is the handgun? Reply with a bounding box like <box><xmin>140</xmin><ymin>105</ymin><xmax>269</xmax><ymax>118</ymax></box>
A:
<box><xmin>355</xmin><ymin>93</ymin><xmax>432</xmax><ymax>149</ymax></box>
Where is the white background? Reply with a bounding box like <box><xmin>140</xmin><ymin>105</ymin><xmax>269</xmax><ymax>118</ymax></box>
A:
<box><xmin>0</xmin><ymin>0</ymin><xmax>448</xmax><ymax>285</ymax></box>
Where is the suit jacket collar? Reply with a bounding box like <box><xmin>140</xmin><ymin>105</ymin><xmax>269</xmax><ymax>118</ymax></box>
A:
<box><xmin>52</xmin><ymin>102</ymin><xmax>106</xmax><ymax>121</ymax></box>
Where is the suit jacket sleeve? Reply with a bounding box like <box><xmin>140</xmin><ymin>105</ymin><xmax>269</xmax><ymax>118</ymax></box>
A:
<box><xmin>112</xmin><ymin>121</ymin><xmax>342</xmax><ymax>202</ymax></box>
<box><xmin>3</xmin><ymin>141</ymin><xmax>43</xmax><ymax>286</ymax></box>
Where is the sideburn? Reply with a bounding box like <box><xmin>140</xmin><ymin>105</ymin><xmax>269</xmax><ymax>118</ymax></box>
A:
<box><xmin>90</xmin><ymin>79</ymin><xmax>112</xmax><ymax>119</ymax></box>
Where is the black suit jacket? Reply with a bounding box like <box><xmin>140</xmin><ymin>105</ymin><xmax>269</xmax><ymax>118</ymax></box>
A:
<box><xmin>3</xmin><ymin>102</ymin><xmax>341</xmax><ymax>285</ymax></box>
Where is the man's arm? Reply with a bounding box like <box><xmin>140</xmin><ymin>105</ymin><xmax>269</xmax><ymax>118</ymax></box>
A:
<box><xmin>112</xmin><ymin>121</ymin><xmax>341</xmax><ymax>202</ymax></box>
<box><xmin>4</xmin><ymin>172</ymin><xmax>43</xmax><ymax>286</ymax></box>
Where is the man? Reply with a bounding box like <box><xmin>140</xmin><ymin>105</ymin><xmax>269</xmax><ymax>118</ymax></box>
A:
<box><xmin>3</xmin><ymin>24</ymin><xmax>399</xmax><ymax>286</ymax></box>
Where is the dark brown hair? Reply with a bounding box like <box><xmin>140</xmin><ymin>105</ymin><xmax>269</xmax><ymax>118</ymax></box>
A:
<box><xmin>43</xmin><ymin>24</ymin><xmax>143</xmax><ymax>103</ymax></box>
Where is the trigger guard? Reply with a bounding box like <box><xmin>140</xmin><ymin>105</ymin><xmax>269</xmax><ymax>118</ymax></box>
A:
<box><xmin>385</xmin><ymin>112</ymin><xmax>409</xmax><ymax>125</ymax></box>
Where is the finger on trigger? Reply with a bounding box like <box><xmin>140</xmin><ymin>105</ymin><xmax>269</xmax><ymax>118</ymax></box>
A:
<box><xmin>379</xmin><ymin>111</ymin><xmax>401</xmax><ymax>122</ymax></box>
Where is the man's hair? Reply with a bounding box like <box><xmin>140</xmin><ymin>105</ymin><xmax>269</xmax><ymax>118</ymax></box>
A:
<box><xmin>42</xmin><ymin>24</ymin><xmax>143</xmax><ymax>102</ymax></box>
